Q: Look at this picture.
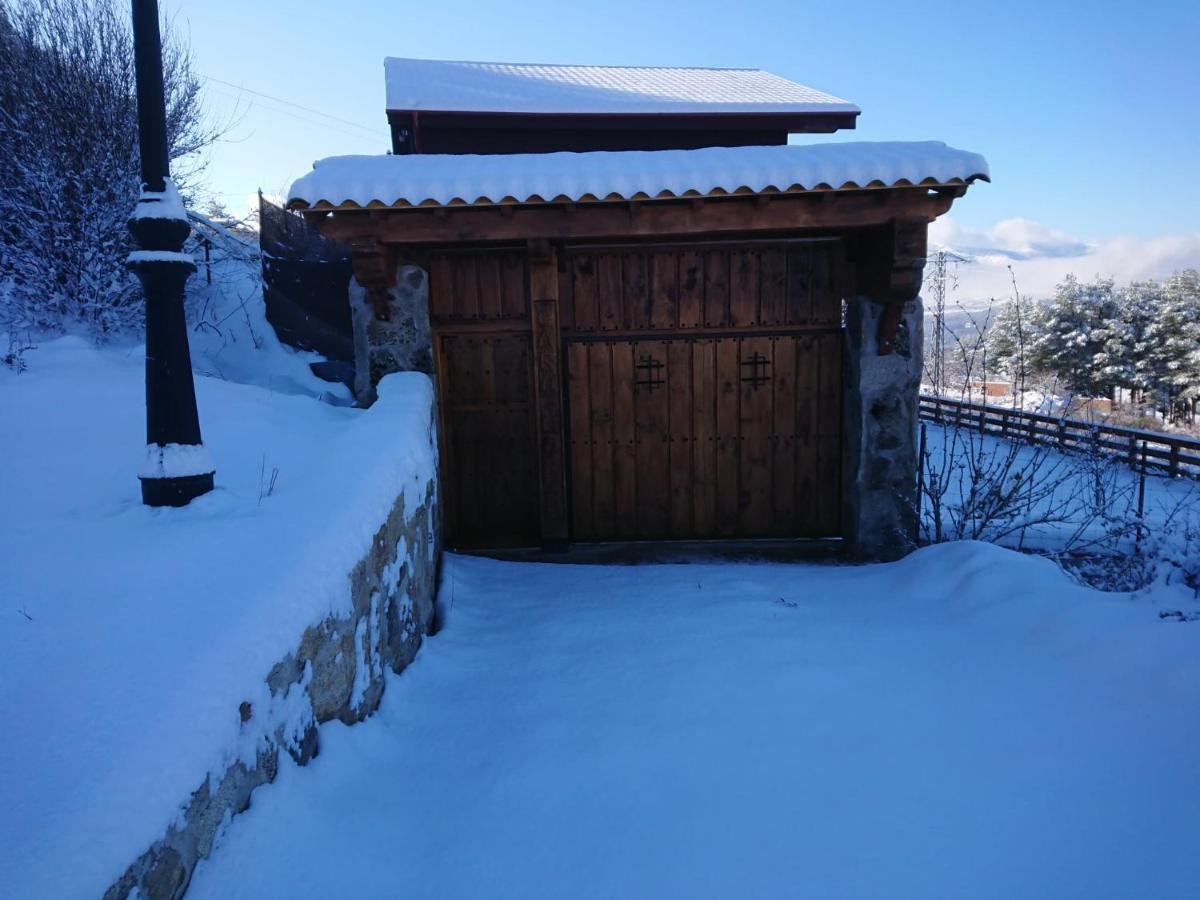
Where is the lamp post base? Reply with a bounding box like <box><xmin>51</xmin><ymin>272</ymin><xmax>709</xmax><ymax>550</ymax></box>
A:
<box><xmin>140</xmin><ymin>472</ymin><xmax>215</xmax><ymax>507</ymax></box>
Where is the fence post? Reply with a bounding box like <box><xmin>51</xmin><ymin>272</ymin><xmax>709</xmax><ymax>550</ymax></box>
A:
<box><xmin>916</xmin><ymin>422</ymin><xmax>927</xmax><ymax>543</ymax></box>
<box><xmin>1136</xmin><ymin>441</ymin><xmax>1147</xmax><ymax>550</ymax></box>
<box><xmin>1127</xmin><ymin>434</ymin><xmax>1137</xmax><ymax>467</ymax></box>
<box><xmin>1169</xmin><ymin>441</ymin><xmax>1180</xmax><ymax>478</ymax></box>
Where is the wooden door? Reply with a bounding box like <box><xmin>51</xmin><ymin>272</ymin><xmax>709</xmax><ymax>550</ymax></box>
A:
<box><xmin>561</xmin><ymin>240</ymin><xmax>843</xmax><ymax>541</ymax></box>
<box><xmin>430</xmin><ymin>249</ymin><xmax>540</xmax><ymax>547</ymax></box>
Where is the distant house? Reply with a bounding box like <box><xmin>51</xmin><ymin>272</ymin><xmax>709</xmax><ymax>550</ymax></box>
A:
<box><xmin>287</xmin><ymin>58</ymin><xmax>988</xmax><ymax>559</ymax></box>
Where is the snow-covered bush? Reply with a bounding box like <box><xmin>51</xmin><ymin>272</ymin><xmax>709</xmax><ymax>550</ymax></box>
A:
<box><xmin>921</xmin><ymin>418</ymin><xmax>1198</xmax><ymax>596</ymax></box>
<box><xmin>0</xmin><ymin>0</ymin><xmax>217</xmax><ymax>340</ymax></box>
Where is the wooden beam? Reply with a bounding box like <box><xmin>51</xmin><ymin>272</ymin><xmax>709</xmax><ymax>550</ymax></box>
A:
<box><xmin>313</xmin><ymin>188</ymin><xmax>959</xmax><ymax>247</ymax></box>
<box><xmin>527</xmin><ymin>240</ymin><xmax>569</xmax><ymax>549</ymax></box>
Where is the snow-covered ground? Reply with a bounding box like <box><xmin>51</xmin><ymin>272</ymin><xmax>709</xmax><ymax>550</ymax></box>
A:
<box><xmin>922</xmin><ymin>419</ymin><xmax>1199</xmax><ymax>568</ymax></box>
<box><xmin>191</xmin><ymin>547</ymin><xmax>1200</xmax><ymax>899</ymax></box>
<box><xmin>0</xmin><ymin>333</ymin><xmax>435</xmax><ymax>898</ymax></box>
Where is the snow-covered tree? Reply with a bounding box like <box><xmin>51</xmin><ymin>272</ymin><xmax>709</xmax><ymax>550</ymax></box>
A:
<box><xmin>1150</xmin><ymin>270</ymin><xmax>1200</xmax><ymax>418</ymax></box>
<box><xmin>0</xmin><ymin>0</ymin><xmax>216</xmax><ymax>339</ymax></box>
<box><xmin>1028</xmin><ymin>276</ymin><xmax>1122</xmax><ymax>397</ymax></box>
<box><xmin>986</xmin><ymin>291</ymin><xmax>1041</xmax><ymax>393</ymax></box>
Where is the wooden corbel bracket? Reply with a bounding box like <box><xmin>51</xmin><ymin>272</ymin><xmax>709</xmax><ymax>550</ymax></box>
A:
<box><xmin>861</xmin><ymin>219</ymin><xmax>929</xmax><ymax>355</ymax></box>
<box><xmin>349</xmin><ymin>240</ymin><xmax>395</xmax><ymax>321</ymax></box>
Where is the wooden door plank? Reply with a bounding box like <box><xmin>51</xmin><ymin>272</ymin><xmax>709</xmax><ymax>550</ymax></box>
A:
<box><xmin>611</xmin><ymin>341</ymin><xmax>638</xmax><ymax>538</ymax></box>
<box><xmin>596</xmin><ymin>254</ymin><xmax>622</xmax><ymax>332</ymax></box>
<box><xmin>703</xmin><ymin>249</ymin><xmax>730</xmax><ymax>328</ymax></box>
<box><xmin>501</xmin><ymin>252</ymin><xmax>527</xmax><ymax>318</ymax></box>
<box><xmin>816</xmin><ymin>332</ymin><xmax>843</xmax><ymax>534</ymax></box>
<box><xmin>452</xmin><ymin>254</ymin><xmax>480</xmax><ymax>319</ymax></box>
<box><xmin>759</xmin><ymin>248</ymin><xmax>788</xmax><ymax>327</ymax></box>
<box><xmin>588</xmin><ymin>342</ymin><xmax>617</xmax><ymax>537</ymax></box>
<box><xmin>812</xmin><ymin>244</ymin><xmax>840</xmax><ymax>327</ymax></box>
<box><xmin>738</xmin><ymin>335</ymin><xmax>773</xmax><ymax>534</ymax></box>
<box><xmin>792</xmin><ymin>336</ymin><xmax>820</xmax><ymax>535</ymax></box>
<box><xmin>622</xmin><ymin>252</ymin><xmax>649</xmax><ymax>331</ymax></box>
<box><xmin>634</xmin><ymin>340</ymin><xmax>671</xmax><ymax>537</ymax></box>
<box><xmin>667</xmin><ymin>339</ymin><xmax>693</xmax><ymax>537</ymax></box>
<box><xmin>650</xmin><ymin>250</ymin><xmax>678</xmax><ymax>329</ymax></box>
<box><xmin>715</xmin><ymin>336</ymin><xmax>740</xmax><ymax>536</ymax></box>
<box><xmin>434</xmin><ymin>334</ymin><xmax>460</xmax><ymax>539</ymax></box>
<box><xmin>572</xmin><ymin>253</ymin><xmax>599</xmax><ymax>332</ymax></box>
<box><xmin>691</xmin><ymin>339</ymin><xmax>717</xmax><ymax>535</ymax></box>
<box><xmin>477</xmin><ymin>254</ymin><xmax>504</xmax><ymax>320</ymax></box>
<box><xmin>529</xmin><ymin>244</ymin><xmax>568</xmax><ymax>546</ymax></box>
<box><xmin>786</xmin><ymin>247</ymin><xmax>815</xmax><ymax>327</ymax></box>
<box><xmin>678</xmin><ymin>250</ymin><xmax>703</xmax><ymax>329</ymax></box>
<box><xmin>566</xmin><ymin>340</ymin><xmax>593</xmax><ymax>539</ymax></box>
<box><xmin>730</xmin><ymin>250</ymin><xmax>759</xmax><ymax>327</ymax></box>
<box><xmin>429</xmin><ymin>254</ymin><xmax>453</xmax><ymax>319</ymax></box>
<box><xmin>770</xmin><ymin>335</ymin><xmax>798</xmax><ymax>533</ymax></box>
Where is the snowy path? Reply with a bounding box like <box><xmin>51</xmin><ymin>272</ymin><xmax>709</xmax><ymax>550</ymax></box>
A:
<box><xmin>190</xmin><ymin>544</ymin><xmax>1200</xmax><ymax>899</ymax></box>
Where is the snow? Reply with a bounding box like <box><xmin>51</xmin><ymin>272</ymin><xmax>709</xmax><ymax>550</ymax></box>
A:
<box><xmin>0</xmin><ymin>336</ymin><xmax>436</xmax><ymax>898</ymax></box>
<box><xmin>185</xmin><ymin>224</ymin><xmax>350</xmax><ymax>403</ymax></box>
<box><xmin>922</xmin><ymin>419</ymin><xmax>1200</xmax><ymax>561</ymax></box>
<box><xmin>287</xmin><ymin>141</ymin><xmax>990</xmax><ymax>209</ymax></box>
<box><xmin>383</xmin><ymin>58</ymin><xmax>859</xmax><ymax>114</ymax></box>
<box><xmin>190</xmin><ymin>545</ymin><xmax>1200</xmax><ymax>898</ymax></box>
<box><xmin>129</xmin><ymin>176</ymin><xmax>188</xmax><ymax>223</ymax></box>
<box><xmin>127</xmin><ymin>249</ymin><xmax>196</xmax><ymax>265</ymax></box>
<box><xmin>138</xmin><ymin>442</ymin><xmax>216</xmax><ymax>479</ymax></box>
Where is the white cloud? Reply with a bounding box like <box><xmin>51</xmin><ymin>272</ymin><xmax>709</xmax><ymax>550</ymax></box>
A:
<box><xmin>928</xmin><ymin>217</ymin><xmax>1200</xmax><ymax>308</ymax></box>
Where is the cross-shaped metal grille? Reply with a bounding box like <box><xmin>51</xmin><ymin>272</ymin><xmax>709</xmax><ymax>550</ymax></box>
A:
<box><xmin>741</xmin><ymin>352</ymin><xmax>771</xmax><ymax>390</ymax></box>
<box><xmin>635</xmin><ymin>354</ymin><xmax>666</xmax><ymax>391</ymax></box>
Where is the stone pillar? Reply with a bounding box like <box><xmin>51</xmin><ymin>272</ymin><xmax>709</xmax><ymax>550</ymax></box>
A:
<box><xmin>842</xmin><ymin>295</ymin><xmax>924</xmax><ymax>560</ymax></box>
<box><xmin>349</xmin><ymin>263</ymin><xmax>434</xmax><ymax>405</ymax></box>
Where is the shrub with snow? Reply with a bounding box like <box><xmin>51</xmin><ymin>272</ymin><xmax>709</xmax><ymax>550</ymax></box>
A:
<box><xmin>0</xmin><ymin>0</ymin><xmax>218</xmax><ymax>340</ymax></box>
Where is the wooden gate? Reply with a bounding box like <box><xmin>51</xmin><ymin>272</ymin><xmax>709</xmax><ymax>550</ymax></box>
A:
<box><xmin>560</xmin><ymin>240</ymin><xmax>844</xmax><ymax>541</ymax></box>
<box><xmin>429</xmin><ymin>239</ymin><xmax>844</xmax><ymax>548</ymax></box>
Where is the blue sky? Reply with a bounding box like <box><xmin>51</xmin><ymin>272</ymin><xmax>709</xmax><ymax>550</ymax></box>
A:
<box><xmin>174</xmin><ymin>0</ymin><xmax>1200</xmax><ymax>299</ymax></box>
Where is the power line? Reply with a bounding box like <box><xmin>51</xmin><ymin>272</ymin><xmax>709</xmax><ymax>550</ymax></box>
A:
<box><xmin>201</xmin><ymin>83</ymin><xmax>384</xmax><ymax>146</ymax></box>
<box><xmin>199</xmin><ymin>74</ymin><xmax>384</xmax><ymax>138</ymax></box>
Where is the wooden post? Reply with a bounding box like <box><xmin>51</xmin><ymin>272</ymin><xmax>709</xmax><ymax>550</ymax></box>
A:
<box><xmin>528</xmin><ymin>240</ymin><xmax>569</xmax><ymax>549</ymax></box>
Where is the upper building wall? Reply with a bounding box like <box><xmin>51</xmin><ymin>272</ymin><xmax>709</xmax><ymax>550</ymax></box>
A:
<box><xmin>383</xmin><ymin>58</ymin><xmax>860</xmax><ymax>155</ymax></box>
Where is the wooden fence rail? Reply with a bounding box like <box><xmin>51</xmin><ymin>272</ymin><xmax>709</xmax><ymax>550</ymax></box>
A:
<box><xmin>919</xmin><ymin>394</ymin><xmax>1200</xmax><ymax>480</ymax></box>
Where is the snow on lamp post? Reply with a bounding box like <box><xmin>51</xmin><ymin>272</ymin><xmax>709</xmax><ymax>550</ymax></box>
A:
<box><xmin>128</xmin><ymin>0</ymin><xmax>214</xmax><ymax>506</ymax></box>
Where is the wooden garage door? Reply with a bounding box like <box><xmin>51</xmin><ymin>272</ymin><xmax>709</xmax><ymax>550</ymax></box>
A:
<box><xmin>561</xmin><ymin>241</ymin><xmax>843</xmax><ymax>541</ymax></box>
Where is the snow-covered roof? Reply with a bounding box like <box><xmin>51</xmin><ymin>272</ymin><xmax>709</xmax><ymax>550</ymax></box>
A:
<box><xmin>287</xmin><ymin>141</ymin><xmax>990</xmax><ymax>210</ymax></box>
<box><xmin>384</xmin><ymin>58</ymin><xmax>859</xmax><ymax>115</ymax></box>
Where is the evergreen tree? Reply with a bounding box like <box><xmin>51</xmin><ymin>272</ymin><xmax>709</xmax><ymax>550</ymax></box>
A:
<box><xmin>986</xmin><ymin>292</ymin><xmax>1041</xmax><ymax>392</ymax></box>
<box><xmin>1028</xmin><ymin>276</ymin><xmax>1121</xmax><ymax>396</ymax></box>
<box><xmin>1151</xmin><ymin>270</ymin><xmax>1200</xmax><ymax>417</ymax></box>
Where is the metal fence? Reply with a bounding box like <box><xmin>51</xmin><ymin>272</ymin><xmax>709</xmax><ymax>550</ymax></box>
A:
<box><xmin>919</xmin><ymin>394</ymin><xmax>1200</xmax><ymax>479</ymax></box>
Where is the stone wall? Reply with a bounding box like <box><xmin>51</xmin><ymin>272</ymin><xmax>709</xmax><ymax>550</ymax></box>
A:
<box><xmin>842</xmin><ymin>296</ymin><xmax>924</xmax><ymax>561</ymax></box>
<box><xmin>350</xmin><ymin>265</ymin><xmax>434</xmax><ymax>403</ymax></box>
<box><xmin>104</xmin><ymin>481</ymin><xmax>440</xmax><ymax>900</ymax></box>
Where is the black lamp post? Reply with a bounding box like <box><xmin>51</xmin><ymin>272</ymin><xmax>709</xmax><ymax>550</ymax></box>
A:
<box><xmin>128</xmin><ymin>0</ymin><xmax>214</xmax><ymax>506</ymax></box>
